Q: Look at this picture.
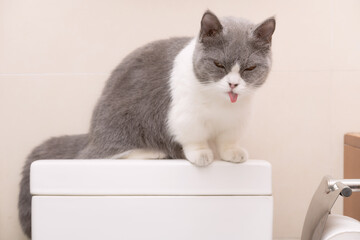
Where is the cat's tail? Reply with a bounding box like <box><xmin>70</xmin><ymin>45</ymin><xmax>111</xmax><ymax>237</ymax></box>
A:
<box><xmin>18</xmin><ymin>134</ymin><xmax>88</xmax><ymax>238</ymax></box>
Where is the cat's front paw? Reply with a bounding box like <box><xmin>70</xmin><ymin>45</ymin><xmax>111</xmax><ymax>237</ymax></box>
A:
<box><xmin>185</xmin><ymin>148</ymin><xmax>214</xmax><ymax>167</ymax></box>
<box><xmin>219</xmin><ymin>147</ymin><xmax>248</xmax><ymax>163</ymax></box>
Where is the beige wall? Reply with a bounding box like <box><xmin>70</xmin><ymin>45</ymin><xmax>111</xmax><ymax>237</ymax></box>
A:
<box><xmin>1</xmin><ymin>0</ymin><xmax>360</xmax><ymax>239</ymax></box>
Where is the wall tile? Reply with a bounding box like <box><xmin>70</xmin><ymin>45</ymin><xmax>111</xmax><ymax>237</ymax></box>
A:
<box><xmin>331</xmin><ymin>0</ymin><xmax>360</xmax><ymax>70</ymax></box>
<box><xmin>0</xmin><ymin>0</ymin><xmax>331</xmax><ymax>74</ymax></box>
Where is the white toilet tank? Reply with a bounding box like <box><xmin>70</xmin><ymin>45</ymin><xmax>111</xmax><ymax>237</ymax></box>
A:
<box><xmin>30</xmin><ymin>159</ymin><xmax>273</xmax><ymax>240</ymax></box>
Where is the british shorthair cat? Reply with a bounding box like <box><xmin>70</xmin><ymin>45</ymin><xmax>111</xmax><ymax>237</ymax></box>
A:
<box><xmin>18</xmin><ymin>10</ymin><xmax>275</xmax><ymax>238</ymax></box>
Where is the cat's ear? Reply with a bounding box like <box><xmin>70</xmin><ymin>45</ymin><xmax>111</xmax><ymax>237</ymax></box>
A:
<box><xmin>253</xmin><ymin>17</ymin><xmax>276</xmax><ymax>44</ymax></box>
<box><xmin>199</xmin><ymin>10</ymin><xmax>223</xmax><ymax>43</ymax></box>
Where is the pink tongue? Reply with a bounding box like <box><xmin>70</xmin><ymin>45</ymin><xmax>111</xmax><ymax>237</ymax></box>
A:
<box><xmin>228</xmin><ymin>92</ymin><xmax>238</xmax><ymax>103</ymax></box>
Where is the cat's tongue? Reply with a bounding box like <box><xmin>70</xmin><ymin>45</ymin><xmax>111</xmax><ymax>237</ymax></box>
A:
<box><xmin>228</xmin><ymin>92</ymin><xmax>238</xmax><ymax>103</ymax></box>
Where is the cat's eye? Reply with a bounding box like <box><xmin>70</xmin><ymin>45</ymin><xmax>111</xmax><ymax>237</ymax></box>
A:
<box><xmin>244</xmin><ymin>66</ymin><xmax>256</xmax><ymax>71</ymax></box>
<box><xmin>214</xmin><ymin>61</ymin><xmax>225</xmax><ymax>69</ymax></box>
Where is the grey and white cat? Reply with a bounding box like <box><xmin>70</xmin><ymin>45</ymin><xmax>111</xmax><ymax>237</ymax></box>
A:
<box><xmin>18</xmin><ymin>10</ymin><xmax>275</xmax><ymax>238</ymax></box>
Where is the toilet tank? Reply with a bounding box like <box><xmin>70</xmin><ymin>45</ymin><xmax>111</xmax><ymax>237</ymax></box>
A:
<box><xmin>30</xmin><ymin>159</ymin><xmax>273</xmax><ymax>240</ymax></box>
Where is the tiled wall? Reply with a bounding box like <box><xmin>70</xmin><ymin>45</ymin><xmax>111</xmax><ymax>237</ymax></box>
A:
<box><xmin>1</xmin><ymin>0</ymin><xmax>360</xmax><ymax>239</ymax></box>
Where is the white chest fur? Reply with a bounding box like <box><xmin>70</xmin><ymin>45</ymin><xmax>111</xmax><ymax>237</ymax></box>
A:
<box><xmin>167</xmin><ymin>39</ymin><xmax>253</xmax><ymax>166</ymax></box>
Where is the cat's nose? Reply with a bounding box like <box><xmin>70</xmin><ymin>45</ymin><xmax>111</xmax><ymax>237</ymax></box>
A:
<box><xmin>228</xmin><ymin>83</ymin><xmax>238</xmax><ymax>89</ymax></box>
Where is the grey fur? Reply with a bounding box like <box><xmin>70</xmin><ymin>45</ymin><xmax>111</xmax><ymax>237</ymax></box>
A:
<box><xmin>18</xmin><ymin>11</ymin><xmax>275</xmax><ymax>238</ymax></box>
<box><xmin>18</xmin><ymin>134</ymin><xmax>88</xmax><ymax>237</ymax></box>
<box><xmin>194</xmin><ymin>11</ymin><xmax>275</xmax><ymax>87</ymax></box>
<box><xmin>76</xmin><ymin>37</ymin><xmax>190</xmax><ymax>159</ymax></box>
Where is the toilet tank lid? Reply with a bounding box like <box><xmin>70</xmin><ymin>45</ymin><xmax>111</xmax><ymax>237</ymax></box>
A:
<box><xmin>30</xmin><ymin>159</ymin><xmax>272</xmax><ymax>196</ymax></box>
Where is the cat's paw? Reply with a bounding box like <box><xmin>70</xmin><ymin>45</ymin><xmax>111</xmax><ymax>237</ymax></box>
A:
<box><xmin>185</xmin><ymin>148</ymin><xmax>214</xmax><ymax>167</ymax></box>
<box><xmin>219</xmin><ymin>147</ymin><xmax>248</xmax><ymax>163</ymax></box>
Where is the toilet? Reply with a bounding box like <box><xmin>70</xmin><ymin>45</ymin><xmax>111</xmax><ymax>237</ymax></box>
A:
<box><xmin>30</xmin><ymin>159</ymin><xmax>273</xmax><ymax>240</ymax></box>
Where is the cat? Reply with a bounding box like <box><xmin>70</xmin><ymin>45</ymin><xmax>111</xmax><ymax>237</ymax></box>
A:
<box><xmin>18</xmin><ymin>10</ymin><xmax>275</xmax><ymax>238</ymax></box>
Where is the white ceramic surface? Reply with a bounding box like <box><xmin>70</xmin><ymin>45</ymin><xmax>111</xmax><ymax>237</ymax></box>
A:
<box><xmin>32</xmin><ymin>196</ymin><xmax>273</xmax><ymax>240</ymax></box>
<box><xmin>31</xmin><ymin>159</ymin><xmax>273</xmax><ymax>240</ymax></box>
<box><xmin>321</xmin><ymin>214</ymin><xmax>360</xmax><ymax>240</ymax></box>
<box><xmin>30</xmin><ymin>159</ymin><xmax>272</xmax><ymax>195</ymax></box>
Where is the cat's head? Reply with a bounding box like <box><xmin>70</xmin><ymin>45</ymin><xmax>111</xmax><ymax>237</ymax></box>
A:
<box><xmin>193</xmin><ymin>10</ymin><xmax>275</xmax><ymax>103</ymax></box>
